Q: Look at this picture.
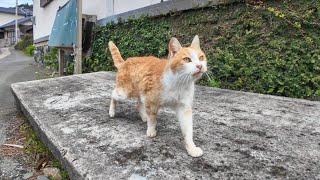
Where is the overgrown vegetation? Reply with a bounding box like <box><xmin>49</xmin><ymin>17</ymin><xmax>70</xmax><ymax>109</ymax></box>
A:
<box><xmin>14</xmin><ymin>34</ymin><xmax>33</xmax><ymax>51</ymax></box>
<box><xmin>21</xmin><ymin>107</ymin><xmax>69</xmax><ymax>179</ymax></box>
<box><xmin>86</xmin><ymin>0</ymin><xmax>319</xmax><ymax>99</ymax></box>
<box><xmin>39</xmin><ymin>48</ymin><xmax>75</xmax><ymax>75</ymax></box>
<box><xmin>25</xmin><ymin>45</ymin><xmax>35</xmax><ymax>56</ymax></box>
<box><xmin>14</xmin><ymin>34</ymin><xmax>36</xmax><ymax>57</ymax></box>
<box><xmin>44</xmin><ymin>48</ymin><xmax>59</xmax><ymax>70</ymax></box>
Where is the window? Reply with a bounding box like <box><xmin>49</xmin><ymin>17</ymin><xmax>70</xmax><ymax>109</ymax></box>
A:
<box><xmin>7</xmin><ymin>31</ymin><xmax>15</xmax><ymax>42</ymax></box>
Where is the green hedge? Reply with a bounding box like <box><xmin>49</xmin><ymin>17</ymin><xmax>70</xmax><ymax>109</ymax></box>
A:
<box><xmin>87</xmin><ymin>0</ymin><xmax>320</xmax><ymax>99</ymax></box>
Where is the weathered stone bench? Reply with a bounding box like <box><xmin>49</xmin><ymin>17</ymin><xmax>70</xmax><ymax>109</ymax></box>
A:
<box><xmin>11</xmin><ymin>72</ymin><xmax>320</xmax><ymax>179</ymax></box>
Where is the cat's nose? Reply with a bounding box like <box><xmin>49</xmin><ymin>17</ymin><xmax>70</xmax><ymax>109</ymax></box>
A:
<box><xmin>196</xmin><ymin>65</ymin><xmax>202</xmax><ymax>70</ymax></box>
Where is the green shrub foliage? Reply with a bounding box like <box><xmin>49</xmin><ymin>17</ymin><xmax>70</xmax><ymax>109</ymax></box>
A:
<box><xmin>14</xmin><ymin>34</ymin><xmax>33</xmax><ymax>50</ymax></box>
<box><xmin>85</xmin><ymin>16</ymin><xmax>169</xmax><ymax>72</ymax></box>
<box><xmin>88</xmin><ymin>0</ymin><xmax>319</xmax><ymax>99</ymax></box>
<box><xmin>25</xmin><ymin>45</ymin><xmax>35</xmax><ymax>56</ymax></box>
<box><xmin>44</xmin><ymin>47</ymin><xmax>59</xmax><ymax>71</ymax></box>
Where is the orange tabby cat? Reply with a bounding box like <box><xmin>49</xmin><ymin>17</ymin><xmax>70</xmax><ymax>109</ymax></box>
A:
<box><xmin>108</xmin><ymin>35</ymin><xmax>207</xmax><ymax>157</ymax></box>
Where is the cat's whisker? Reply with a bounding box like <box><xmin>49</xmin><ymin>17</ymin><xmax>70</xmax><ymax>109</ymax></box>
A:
<box><xmin>176</xmin><ymin>74</ymin><xmax>182</xmax><ymax>87</ymax></box>
<box><xmin>180</xmin><ymin>73</ymin><xmax>192</xmax><ymax>88</ymax></box>
<box><xmin>178</xmin><ymin>76</ymin><xmax>187</xmax><ymax>90</ymax></box>
<box><xmin>184</xmin><ymin>75</ymin><xmax>190</xmax><ymax>87</ymax></box>
<box><xmin>186</xmin><ymin>72</ymin><xmax>192</xmax><ymax>83</ymax></box>
<box><xmin>205</xmin><ymin>72</ymin><xmax>213</xmax><ymax>82</ymax></box>
<box><xmin>182</xmin><ymin>73</ymin><xmax>191</xmax><ymax>87</ymax></box>
<box><xmin>177</xmin><ymin>73</ymin><xmax>188</xmax><ymax>88</ymax></box>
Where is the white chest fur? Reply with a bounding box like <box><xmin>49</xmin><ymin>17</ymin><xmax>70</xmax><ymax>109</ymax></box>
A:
<box><xmin>160</xmin><ymin>70</ymin><xmax>195</xmax><ymax>108</ymax></box>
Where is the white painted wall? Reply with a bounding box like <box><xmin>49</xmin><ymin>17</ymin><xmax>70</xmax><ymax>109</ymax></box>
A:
<box><xmin>83</xmin><ymin>0</ymin><xmax>109</xmax><ymax>20</ymax></box>
<box><xmin>0</xmin><ymin>12</ymin><xmax>25</xmax><ymax>26</ymax></box>
<box><xmin>33</xmin><ymin>0</ymin><xmax>69</xmax><ymax>40</ymax></box>
<box><xmin>33</xmin><ymin>0</ymin><xmax>168</xmax><ymax>42</ymax></box>
<box><xmin>113</xmin><ymin>0</ymin><xmax>166</xmax><ymax>15</ymax></box>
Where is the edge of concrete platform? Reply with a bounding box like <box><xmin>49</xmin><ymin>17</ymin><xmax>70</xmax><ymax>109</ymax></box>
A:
<box><xmin>11</xmin><ymin>82</ymin><xmax>85</xmax><ymax>179</ymax></box>
<box><xmin>10</xmin><ymin>71</ymin><xmax>117</xmax><ymax>179</ymax></box>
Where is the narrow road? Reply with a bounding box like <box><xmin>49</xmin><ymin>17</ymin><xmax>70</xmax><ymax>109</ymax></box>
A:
<box><xmin>0</xmin><ymin>48</ymin><xmax>42</xmax><ymax>179</ymax></box>
<box><xmin>0</xmin><ymin>48</ymin><xmax>40</xmax><ymax>110</ymax></box>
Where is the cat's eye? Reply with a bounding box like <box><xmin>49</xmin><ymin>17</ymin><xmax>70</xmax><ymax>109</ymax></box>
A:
<box><xmin>183</xmin><ymin>57</ymin><xmax>192</xmax><ymax>63</ymax></box>
<box><xmin>199</xmin><ymin>56</ymin><xmax>205</xmax><ymax>61</ymax></box>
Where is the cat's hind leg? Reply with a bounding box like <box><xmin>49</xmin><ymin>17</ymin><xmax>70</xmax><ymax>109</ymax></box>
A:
<box><xmin>145</xmin><ymin>101</ymin><xmax>159</xmax><ymax>137</ymax></box>
<box><xmin>137</xmin><ymin>100</ymin><xmax>148</xmax><ymax>122</ymax></box>
<box><xmin>109</xmin><ymin>88</ymin><xmax>128</xmax><ymax>118</ymax></box>
<box><xmin>109</xmin><ymin>98</ymin><xmax>116</xmax><ymax>117</ymax></box>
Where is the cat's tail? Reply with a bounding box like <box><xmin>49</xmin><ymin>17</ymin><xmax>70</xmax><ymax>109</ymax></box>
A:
<box><xmin>108</xmin><ymin>41</ymin><xmax>124</xmax><ymax>68</ymax></box>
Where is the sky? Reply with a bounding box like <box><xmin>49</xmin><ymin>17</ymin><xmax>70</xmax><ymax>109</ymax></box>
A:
<box><xmin>0</xmin><ymin>0</ymin><xmax>33</xmax><ymax>8</ymax></box>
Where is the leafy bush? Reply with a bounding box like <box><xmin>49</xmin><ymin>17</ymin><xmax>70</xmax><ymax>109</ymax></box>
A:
<box><xmin>24</xmin><ymin>45</ymin><xmax>35</xmax><ymax>56</ymax></box>
<box><xmin>89</xmin><ymin>0</ymin><xmax>319</xmax><ymax>99</ymax></box>
<box><xmin>44</xmin><ymin>48</ymin><xmax>75</xmax><ymax>75</ymax></box>
<box><xmin>89</xmin><ymin>16</ymin><xmax>169</xmax><ymax>72</ymax></box>
<box><xmin>14</xmin><ymin>34</ymin><xmax>33</xmax><ymax>50</ymax></box>
<box><xmin>44</xmin><ymin>47</ymin><xmax>58</xmax><ymax>71</ymax></box>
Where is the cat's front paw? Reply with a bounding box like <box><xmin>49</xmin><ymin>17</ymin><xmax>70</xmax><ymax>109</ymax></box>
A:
<box><xmin>187</xmin><ymin>146</ymin><xmax>203</xmax><ymax>157</ymax></box>
<box><xmin>147</xmin><ymin>129</ymin><xmax>157</xmax><ymax>137</ymax></box>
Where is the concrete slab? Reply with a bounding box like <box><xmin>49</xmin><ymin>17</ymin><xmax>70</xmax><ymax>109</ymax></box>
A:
<box><xmin>11</xmin><ymin>72</ymin><xmax>320</xmax><ymax>180</ymax></box>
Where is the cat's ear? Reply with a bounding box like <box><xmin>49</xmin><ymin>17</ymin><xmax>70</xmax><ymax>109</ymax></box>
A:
<box><xmin>190</xmin><ymin>35</ymin><xmax>200</xmax><ymax>49</ymax></box>
<box><xmin>168</xmin><ymin>37</ymin><xmax>182</xmax><ymax>59</ymax></box>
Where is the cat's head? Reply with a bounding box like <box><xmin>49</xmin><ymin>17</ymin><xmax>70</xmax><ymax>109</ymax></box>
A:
<box><xmin>167</xmin><ymin>35</ymin><xmax>207</xmax><ymax>80</ymax></box>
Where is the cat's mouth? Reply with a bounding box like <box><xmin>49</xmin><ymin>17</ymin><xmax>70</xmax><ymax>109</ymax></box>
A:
<box><xmin>193</xmin><ymin>71</ymin><xmax>203</xmax><ymax>76</ymax></box>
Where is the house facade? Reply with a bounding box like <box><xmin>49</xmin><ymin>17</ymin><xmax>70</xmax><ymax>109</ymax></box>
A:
<box><xmin>0</xmin><ymin>7</ymin><xmax>26</xmax><ymax>26</ymax></box>
<box><xmin>0</xmin><ymin>7</ymin><xmax>32</xmax><ymax>47</ymax></box>
<box><xmin>0</xmin><ymin>17</ymin><xmax>33</xmax><ymax>47</ymax></box>
<box><xmin>33</xmin><ymin>0</ymin><xmax>167</xmax><ymax>46</ymax></box>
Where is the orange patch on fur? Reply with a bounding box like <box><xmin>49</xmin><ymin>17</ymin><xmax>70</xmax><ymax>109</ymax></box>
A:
<box><xmin>116</xmin><ymin>56</ymin><xmax>167</xmax><ymax>102</ymax></box>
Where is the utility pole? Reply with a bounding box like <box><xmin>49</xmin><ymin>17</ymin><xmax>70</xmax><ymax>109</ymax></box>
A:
<box><xmin>15</xmin><ymin>0</ymin><xmax>18</xmax><ymax>45</ymax></box>
<box><xmin>75</xmin><ymin>0</ymin><xmax>82</xmax><ymax>74</ymax></box>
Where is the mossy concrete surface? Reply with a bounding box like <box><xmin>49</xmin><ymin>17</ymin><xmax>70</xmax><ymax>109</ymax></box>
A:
<box><xmin>11</xmin><ymin>72</ymin><xmax>320</xmax><ymax>179</ymax></box>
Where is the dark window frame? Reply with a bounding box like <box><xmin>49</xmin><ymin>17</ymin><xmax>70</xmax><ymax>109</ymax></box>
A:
<box><xmin>40</xmin><ymin>0</ymin><xmax>54</xmax><ymax>8</ymax></box>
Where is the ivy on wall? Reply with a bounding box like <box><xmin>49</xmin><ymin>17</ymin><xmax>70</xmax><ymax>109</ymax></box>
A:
<box><xmin>85</xmin><ymin>0</ymin><xmax>320</xmax><ymax>99</ymax></box>
<box><xmin>83</xmin><ymin>16</ymin><xmax>170</xmax><ymax>72</ymax></box>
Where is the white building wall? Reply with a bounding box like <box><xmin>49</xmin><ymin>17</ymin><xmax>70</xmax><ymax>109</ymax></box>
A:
<box><xmin>113</xmin><ymin>0</ymin><xmax>166</xmax><ymax>15</ymax></box>
<box><xmin>82</xmin><ymin>0</ymin><xmax>109</xmax><ymax>20</ymax></box>
<box><xmin>0</xmin><ymin>12</ymin><xmax>25</xmax><ymax>26</ymax></box>
<box><xmin>33</xmin><ymin>0</ymin><xmax>168</xmax><ymax>42</ymax></box>
<box><xmin>33</xmin><ymin>0</ymin><xmax>69</xmax><ymax>40</ymax></box>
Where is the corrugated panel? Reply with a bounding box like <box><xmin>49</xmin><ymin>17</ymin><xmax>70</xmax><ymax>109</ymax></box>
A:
<box><xmin>48</xmin><ymin>0</ymin><xmax>78</xmax><ymax>48</ymax></box>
